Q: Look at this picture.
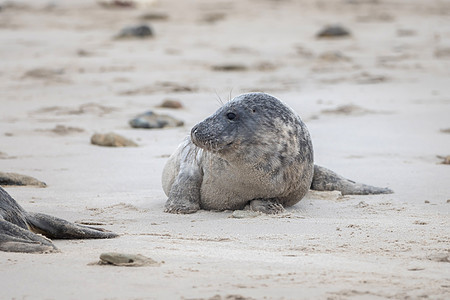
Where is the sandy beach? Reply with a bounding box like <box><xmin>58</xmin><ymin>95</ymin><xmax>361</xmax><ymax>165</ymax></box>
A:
<box><xmin>0</xmin><ymin>0</ymin><xmax>449</xmax><ymax>299</ymax></box>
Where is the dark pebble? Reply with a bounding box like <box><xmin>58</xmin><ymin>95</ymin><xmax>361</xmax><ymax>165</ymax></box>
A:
<box><xmin>129</xmin><ymin>111</ymin><xmax>184</xmax><ymax>129</ymax></box>
<box><xmin>317</xmin><ymin>25</ymin><xmax>351</xmax><ymax>38</ymax></box>
<box><xmin>116</xmin><ymin>24</ymin><xmax>153</xmax><ymax>39</ymax></box>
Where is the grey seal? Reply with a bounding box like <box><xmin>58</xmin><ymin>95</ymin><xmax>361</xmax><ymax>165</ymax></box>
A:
<box><xmin>0</xmin><ymin>186</ymin><xmax>118</xmax><ymax>253</ymax></box>
<box><xmin>162</xmin><ymin>92</ymin><xmax>392</xmax><ymax>214</ymax></box>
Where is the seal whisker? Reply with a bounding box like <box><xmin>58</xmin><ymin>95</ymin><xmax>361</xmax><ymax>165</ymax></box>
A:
<box><xmin>213</xmin><ymin>90</ymin><xmax>224</xmax><ymax>107</ymax></box>
<box><xmin>228</xmin><ymin>88</ymin><xmax>234</xmax><ymax>103</ymax></box>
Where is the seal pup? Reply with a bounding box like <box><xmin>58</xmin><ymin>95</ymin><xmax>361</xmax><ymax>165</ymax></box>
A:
<box><xmin>0</xmin><ymin>187</ymin><xmax>118</xmax><ymax>253</ymax></box>
<box><xmin>162</xmin><ymin>92</ymin><xmax>392</xmax><ymax>214</ymax></box>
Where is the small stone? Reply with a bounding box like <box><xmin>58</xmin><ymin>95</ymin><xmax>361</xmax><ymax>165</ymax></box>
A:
<box><xmin>356</xmin><ymin>201</ymin><xmax>369</xmax><ymax>208</ymax></box>
<box><xmin>439</xmin><ymin>155</ymin><xmax>450</xmax><ymax>164</ymax></box>
<box><xmin>45</xmin><ymin>125</ymin><xmax>84</xmax><ymax>135</ymax></box>
<box><xmin>413</xmin><ymin>220</ymin><xmax>428</xmax><ymax>225</ymax></box>
<box><xmin>230</xmin><ymin>210</ymin><xmax>261</xmax><ymax>219</ymax></box>
<box><xmin>158</xmin><ymin>99</ymin><xmax>183</xmax><ymax>109</ymax></box>
<box><xmin>98</xmin><ymin>1</ymin><xmax>136</xmax><ymax>8</ymax></box>
<box><xmin>396</xmin><ymin>29</ymin><xmax>416</xmax><ymax>37</ymax></box>
<box><xmin>140</xmin><ymin>12</ymin><xmax>169</xmax><ymax>21</ymax></box>
<box><xmin>212</xmin><ymin>64</ymin><xmax>248</xmax><ymax>72</ymax></box>
<box><xmin>427</xmin><ymin>253</ymin><xmax>450</xmax><ymax>263</ymax></box>
<box><xmin>321</xmin><ymin>104</ymin><xmax>374</xmax><ymax>116</ymax></box>
<box><xmin>129</xmin><ymin>111</ymin><xmax>184</xmax><ymax>129</ymax></box>
<box><xmin>318</xmin><ymin>51</ymin><xmax>351</xmax><ymax>62</ymax></box>
<box><xmin>407</xmin><ymin>266</ymin><xmax>425</xmax><ymax>271</ymax></box>
<box><xmin>424</xmin><ymin>200</ymin><xmax>430</xmax><ymax>204</ymax></box>
<box><xmin>200</xmin><ymin>12</ymin><xmax>226</xmax><ymax>24</ymax></box>
<box><xmin>0</xmin><ymin>172</ymin><xmax>46</xmax><ymax>187</ymax></box>
<box><xmin>317</xmin><ymin>25</ymin><xmax>351</xmax><ymax>38</ymax></box>
<box><xmin>447</xmin><ymin>199</ymin><xmax>450</xmax><ymax>203</ymax></box>
<box><xmin>91</xmin><ymin>133</ymin><xmax>138</xmax><ymax>147</ymax></box>
<box><xmin>22</xmin><ymin>68</ymin><xmax>64</xmax><ymax>79</ymax></box>
<box><xmin>116</xmin><ymin>24</ymin><xmax>153</xmax><ymax>39</ymax></box>
<box><xmin>434</xmin><ymin>47</ymin><xmax>450</xmax><ymax>59</ymax></box>
<box><xmin>98</xmin><ymin>252</ymin><xmax>159</xmax><ymax>267</ymax></box>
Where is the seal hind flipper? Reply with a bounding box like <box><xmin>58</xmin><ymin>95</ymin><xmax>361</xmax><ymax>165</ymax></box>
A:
<box><xmin>311</xmin><ymin>165</ymin><xmax>393</xmax><ymax>195</ymax></box>
<box><xmin>26</xmin><ymin>212</ymin><xmax>119</xmax><ymax>239</ymax></box>
<box><xmin>0</xmin><ymin>219</ymin><xmax>57</xmax><ymax>253</ymax></box>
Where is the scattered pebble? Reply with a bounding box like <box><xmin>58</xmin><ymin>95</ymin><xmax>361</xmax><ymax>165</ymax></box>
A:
<box><xmin>77</xmin><ymin>49</ymin><xmax>93</xmax><ymax>57</ymax></box>
<box><xmin>0</xmin><ymin>172</ymin><xmax>47</xmax><ymax>187</ymax></box>
<box><xmin>356</xmin><ymin>201</ymin><xmax>369</xmax><ymax>208</ymax></box>
<box><xmin>255</xmin><ymin>62</ymin><xmax>277</xmax><ymax>71</ymax></box>
<box><xmin>37</xmin><ymin>125</ymin><xmax>85</xmax><ymax>136</ymax></box>
<box><xmin>212</xmin><ymin>64</ymin><xmax>248</xmax><ymax>72</ymax></box>
<box><xmin>413</xmin><ymin>220</ymin><xmax>428</xmax><ymax>225</ymax></box>
<box><xmin>116</xmin><ymin>24</ymin><xmax>153</xmax><ymax>39</ymax></box>
<box><xmin>407</xmin><ymin>266</ymin><xmax>425</xmax><ymax>271</ymax></box>
<box><xmin>440</xmin><ymin>128</ymin><xmax>450</xmax><ymax>134</ymax></box>
<box><xmin>129</xmin><ymin>111</ymin><xmax>184</xmax><ymax>129</ymax></box>
<box><xmin>158</xmin><ymin>99</ymin><xmax>183</xmax><ymax>109</ymax></box>
<box><xmin>140</xmin><ymin>12</ymin><xmax>169</xmax><ymax>21</ymax></box>
<box><xmin>98</xmin><ymin>1</ymin><xmax>135</xmax><ymax>8</ymax></box>
<box><xmin>231</xmin><ymin>210</ymin><xmax>261</xmax><ymax>219</ymax></box>
<box><xmin>356</xmin><ymin>13</ymin><xmax>394</xmax><ymax>23</ymax></box>
<box><xmin>316</xmin><ymin>25</ymin><xmax>351</xmax><ymax>38</ymax></box>
<box><xmin>438</xmin><ymin>155</ymin><xmax>450</xmax><ymax>164</ymax></box>
<box><xmin>22</xmin><ymin>68</ymin><xmax>64</xmax><ymax>79</ymax></box>
<box><xmin>397</xmin><ymin>29</ymin><xmax>417</xmax><ymax>37</ymax></box>
<box><xmin>98</xmin><ymin>0</ymin><xmax>157</xmax><ymax>8</ymax></box>
<box><xmin>321</xmin><ymin>104</ymin><xmax>375</xmax><ymax>116</ymax></box>
<box><xmin>318</xmin><ymin>51</ymin><xmax>351</xmax><ymax>62</ymax></box>
<box><xmin>427</xmin><ymin>253</ymin><xmax>450</xmax><ymax>263</ymax></box>
<box><xmin>434</xmin><ymin>47</ymin><xmax>450</xmax><ymax>59</ymax></box>
<box><xmin>424</xmin><ymin>200</ymin><xmax>430</xmax><ymax>204</ymax></box>
<box><xmin>97</xmin><ymin>252</ymin><xmax>160</xmax><ymax>267</ymax></box>
<box><xmin>91</xmin><ymin>133</ymin><xmax>138</xmax><ymax>147</ymax></box>
<box><xmin>200</xmin><ymin>12</ymin><xmax>227</xmax><ymax>24</ymax></box>
<box><xmin>0</xmin><ymin>152</ymin><xmax>16</xmax><ymax>159</ymax></box>
<box><xmin>355</xmin><ymin>72</ymin><xmax>388</xmax><ymax>84</ymax></box>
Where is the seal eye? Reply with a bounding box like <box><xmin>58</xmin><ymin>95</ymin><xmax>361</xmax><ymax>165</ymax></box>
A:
<box><xmin>226</xmin><ymin>112</ymin><xmax>236</xmax><ymax>120</ymax></box>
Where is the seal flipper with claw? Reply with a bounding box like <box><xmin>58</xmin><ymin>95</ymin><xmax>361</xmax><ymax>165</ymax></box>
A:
<box><xmin>311</xmin><ymin>165</ymin><xmax>393</xmax><ymax>195</ymax></box>
<box><xmin>0</xmin><ymin>187</ymin><xmax>118</xmax><ymax>253</ymax></box>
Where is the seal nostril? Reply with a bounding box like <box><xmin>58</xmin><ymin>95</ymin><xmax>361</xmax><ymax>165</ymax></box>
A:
<box><xmin>191</xmin><ymin>124</ymin><xmax>199</xmax><ymax>135</ymax></box>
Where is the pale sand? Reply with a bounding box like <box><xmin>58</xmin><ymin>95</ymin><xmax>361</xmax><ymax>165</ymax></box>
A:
<box><xmin>0</xmin><ymin>0</ymin><xmax>449</xmax><ymax>299</ymax></box>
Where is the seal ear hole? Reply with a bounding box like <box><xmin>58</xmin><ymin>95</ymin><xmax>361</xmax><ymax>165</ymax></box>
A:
<box><xmin>226</xmin><ymin>112</ymin><xmax>236</xmax><ymax>120</ymax></box>
<box><xmin>252</xmin><ymin>108</ymin><xmax>256</xmax><ymax>113</ymax></box>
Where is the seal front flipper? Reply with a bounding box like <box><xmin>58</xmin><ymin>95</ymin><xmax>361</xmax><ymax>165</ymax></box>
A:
<box><xmin>247</xmin><ymin>199</ymin><xmax>285</xmax><ymax>214</ymax></box>
<box><xmin>164</xmin><ymin>172</ymin><xmax>201</xmax><ymax>214</ymax></box>
<box><xmin>25</xmin><ymin>213</ymin><xmax>118</xmax><ymax>239</ymax></box>
<box><xmin>0</xmin><ymin>219</ymin><xmax>57</xmax><ymax>253</ymax></box>
<box><xmin>163</xmin><ymin>137</ymin><xmax>203</xmax><ymax>214</ymax></box>
<box><xmin>311</xmin><ymin>165</ymin><xmax>393</xmax><ymax>195</ymax></box>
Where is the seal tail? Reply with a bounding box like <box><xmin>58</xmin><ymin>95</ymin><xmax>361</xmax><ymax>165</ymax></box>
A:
<box><xmin>25</xmin><ymin>212</ymin><xmax>119</xmax><ymax>240</ymax></box>
<box><xmin>311</xmin><ymin>165</ymin><xmax>393</xmax><ymax>195</ymax></box>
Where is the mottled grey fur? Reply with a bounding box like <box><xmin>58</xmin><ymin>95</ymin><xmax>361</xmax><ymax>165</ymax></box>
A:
<box><xmin>162</xmin><ymin>93</ymin><xmax>392</xmax><ymax>214</ymax></box>
<box><xmin>0</xmin><ymin>187</ymin><xmax>118</xmax><ymax>253</ymax></box>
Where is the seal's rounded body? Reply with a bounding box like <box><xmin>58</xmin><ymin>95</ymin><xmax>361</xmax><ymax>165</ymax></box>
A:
<box><xmin>162</xmin><ymin>93</ymin><xmax>314</xmax><ymax>213</ymax></box>
<box><xmin>163</xmin><ymin>92</ymin><xmax>392</xmax><ymax>214</ymax></box>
